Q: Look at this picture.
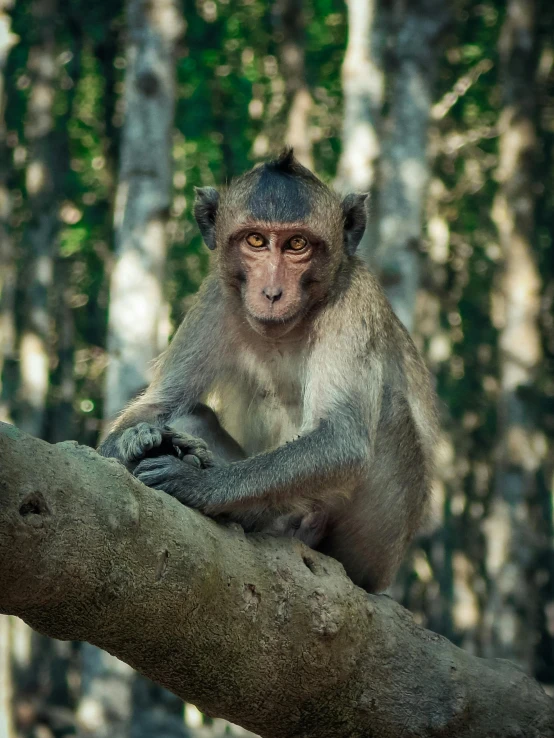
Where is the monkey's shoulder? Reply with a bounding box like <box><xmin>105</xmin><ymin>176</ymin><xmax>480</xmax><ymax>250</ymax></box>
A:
<box><xmin>314</xmin><ymin>262</ymin><xmax>434</xmax><ymax>396</ymax></box>
<box><xmin>190</xmin><ymin>272</ymin><xmax>223</xmax><ymax>307</ymax></box>
<box><xmin>317</xmin><ymin>263</ymin><xmax>397</xmax><ymax>346</ymax></box>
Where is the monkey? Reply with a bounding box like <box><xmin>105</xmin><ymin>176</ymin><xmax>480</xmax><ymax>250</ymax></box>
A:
<box><xmin>114</xmin><ymin>403</ymin><xmax>328</xmax><ymax>547</ymax></box>
<box><xmin>98</xmin><ymin>148</ymin><xmax>438</xmax><ymax>593</ymax></box>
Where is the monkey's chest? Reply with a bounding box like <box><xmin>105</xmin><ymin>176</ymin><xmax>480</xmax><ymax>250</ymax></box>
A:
<box><xmin>211</xmin><ymin>350</ymin><xmax>305</xmax><ymax>456</ymax></box>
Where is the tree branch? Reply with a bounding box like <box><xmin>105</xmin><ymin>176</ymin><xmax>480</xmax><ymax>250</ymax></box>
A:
<box><xmin>0</xmin><ymin>422</ymin><xmax>552</xmax><ymax>738</ymax></box>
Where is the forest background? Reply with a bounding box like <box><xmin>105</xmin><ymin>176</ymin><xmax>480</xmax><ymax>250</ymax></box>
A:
<box><xmin>0</xmin><ymin>0</ymin><xmax>553</xmax><ymax>736</ymax></box>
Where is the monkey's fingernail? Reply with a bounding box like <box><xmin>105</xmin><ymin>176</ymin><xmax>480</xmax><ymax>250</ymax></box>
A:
<box><xmin>182</xmin><ymin>454</ymin><xmax>201</xmax><ymax>468</ymax></box>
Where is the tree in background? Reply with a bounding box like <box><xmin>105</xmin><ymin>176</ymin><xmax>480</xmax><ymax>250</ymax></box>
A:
<box><xmin>336</xmin><ymin>0</ymin><xmax>449</xmax><ymax>329</ymax></box>
<box><xmin>335</xmin><ymin>0</ymin><xmax>382</xmax><ymax>258</ymax></box>
<box><xmin>103</xmin><ymin>0</ymin><xmax>183</xmax><ymax>422</ymax></box>
<box><xmin>376</xmin><ymin>0</ymin><xmax>449</xmax><ymax>331</ymax></box>
<box><xmin>485</xmin><ymin>0</ymin><xmax>545</xmax><ymax>671</ymax></box>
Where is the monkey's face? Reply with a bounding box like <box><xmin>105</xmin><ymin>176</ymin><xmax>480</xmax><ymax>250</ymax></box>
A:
<box><xmin>194</xmin><ymin>150</ymin><xmax>369</xmax><ymax>339</ymax></box>
<box><xmin>226</xmin><ymin>225</ymin><xmax>326</xmax><ymax>338</ymax></box>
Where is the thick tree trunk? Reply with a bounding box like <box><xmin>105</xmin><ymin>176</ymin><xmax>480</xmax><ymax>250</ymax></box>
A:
<box><xmin>1</xmin><ymin>423</ymin><xmax>553</xmax><ymax>738</ymax></box>
<box><xmin>376</xmin><ymin>0</ymin><xmax>449</xmax><ymax>331</ymax></box>
<box><xmin>103</xmin><ymin>0</ymin><xmax>183</xmax><ymax>422</ymax></box>
<box><xmin>18</xmin><ymin>0</ymin><xmax>60</xmax><ymax>438</ymax></box>
<box><xmin>336</xmin><ymin>0</ymin><xmax>384</xmax><ymax>262</ymax></box>
<box><xmin>487</xmin><ymin>0</ymin><xmax>545</xmax><ymax>672</ymax></box>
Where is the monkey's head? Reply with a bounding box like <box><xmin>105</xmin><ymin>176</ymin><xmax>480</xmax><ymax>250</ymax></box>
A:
<box><xmin>194</xmin><ymin>149</ymin><xmax>367</xmax><ymax>338</ymax></box>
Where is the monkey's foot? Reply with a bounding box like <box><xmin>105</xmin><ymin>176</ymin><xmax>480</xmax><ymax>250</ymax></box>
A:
<box><xmin>265</xmin><ymin>510</ymin><xmax>328</xmax><ymax>549</ymax></box>
<box><xmin>294</xmin><ymin>511</ymin><xmax>328</xmax><ymax>548</ymax></box>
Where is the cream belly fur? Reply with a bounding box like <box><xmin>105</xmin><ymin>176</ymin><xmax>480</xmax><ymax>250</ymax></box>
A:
<box><xmin>206</xmin><ymin>343</ymin><xmax>307</xmax><ymax>456</ymax></box>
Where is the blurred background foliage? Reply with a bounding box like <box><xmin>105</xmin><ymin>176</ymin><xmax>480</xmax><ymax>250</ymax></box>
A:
<box><xmin>0</xmin><ymin>0</ymin><xmax>553</xmax><ymax>736</ymax></box>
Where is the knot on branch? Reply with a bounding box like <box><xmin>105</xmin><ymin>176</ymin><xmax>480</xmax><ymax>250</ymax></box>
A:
<box><xmin>19</xmin><ymin>491</ymin><xmax>51</xmax><ymax>527</ymax></box>
<box><xmin>136</xmin><ymin>69</ymin><xmax>160</xmax><ymax>96</ymax></box>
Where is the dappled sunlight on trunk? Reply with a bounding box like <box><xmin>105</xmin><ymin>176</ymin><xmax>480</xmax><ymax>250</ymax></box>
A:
<box><xmin>103</xmin><ymin>0</ymin><xmax>182</xmax><ymax>423</ymax></box>
<box><xmin>484</xmin><ymin>0</ymin><xmax>547</xmax><ymax>671</ymax></box>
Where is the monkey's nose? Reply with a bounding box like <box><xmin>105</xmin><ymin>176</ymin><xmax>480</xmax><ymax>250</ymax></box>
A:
<box><xmin>262</xmin><ymin>287</ymin><xmax>283</xmax><ymax>303</ymax></box>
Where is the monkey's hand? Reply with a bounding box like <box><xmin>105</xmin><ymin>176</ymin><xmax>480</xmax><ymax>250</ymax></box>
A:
<box><xmin>166</xmin><ymin>430</ymin><xmax>215</xmax><ymax>469</ymax></box>
<box><xmin>117</xmin><ymin>423</ymin><xmax>166</xmax><ymax>463</ymax></box>
<box><xmin>134</xmin><ymin>455</ymin><xmax>212</xmax><ymax>510</ymax></box>
<box><xmin>117</xmin><ymin>423</ymin><xmax>214</xmax><ymax>467</ymax></box>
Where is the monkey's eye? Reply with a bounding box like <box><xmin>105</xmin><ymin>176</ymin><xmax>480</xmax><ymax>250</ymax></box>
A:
<box><xmin>246</xmin><ymin>233</ymin><xmax>265</xmax><ymax>248</ymax></box>
<box><xmin>287</xmin><ymin>235</ymin><xmax>307</xmax><ymax>251</ymax></box>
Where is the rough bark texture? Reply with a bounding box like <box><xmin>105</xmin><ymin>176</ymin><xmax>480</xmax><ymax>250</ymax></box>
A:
<box><xmin>0</xmin><ymin>423</ymin><xmax>553</xmax><ymax>738</ymax></box>
<box><xmin>377</xmin><ymin>0</ymin><xmax>449</xmax><ymax>331</ymax></box>
<box><xmin>488</xmin><ymin>0</ymin><xmax>545</xmax><ymax>671</ymax></box>
<box><xmin>104</xmin><ymin>0</ymin><xmax>183</xmax><ymax>422</ymax></box>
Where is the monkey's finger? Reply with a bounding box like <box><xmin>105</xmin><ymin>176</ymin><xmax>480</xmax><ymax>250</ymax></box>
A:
<box><xmin>134</xmin><ymin>456</ymin><xmax>169</xmax><ymax>473</ymax></box>
<box><xmin>120</xmin><ymin>424</ymin><xmax>164</xmax><ymax>461</ymax></box>
<box><xmin>140</xmin><ymin>432</ymin><xmax>162</xmax><ymax>451</ymax></box>
<box><xmin>134</xmin><ymin>458</ymin><xmax>201</xmax><ymax>505</ymax></box>
<box><xmin>181</xmin><ymin>446</ymin><xmax>214</xmax><ymax>467</ymax></box>
<box><xmin>181</xmin><ymin>454</ymin><xmax>202</xmax><ymax>468</ymax></box>
<box><xmin>134</xmin><ymin>459</ymin><xmax>172</xmax><ymax>486</ymax></box>
<box><xmin>168</xmin><ymin>434</ymin><xmax>214</xmax><ymax>468</ymax></box>
<box><xmin>135</xmin><ymin>469</ymin><xmax>161</xmax><ymax>486</ymax></box>
<box><xmin>167</xmin><ymin>430</ymin><xmax>209</xmax><ymax>452</ymax></box>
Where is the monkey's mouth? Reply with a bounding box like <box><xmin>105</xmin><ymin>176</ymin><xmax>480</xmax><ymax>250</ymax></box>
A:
<box><xmin>246</xmin><ymin>310</ymin><xmax>303</xmax><ymax>337</ymax></box>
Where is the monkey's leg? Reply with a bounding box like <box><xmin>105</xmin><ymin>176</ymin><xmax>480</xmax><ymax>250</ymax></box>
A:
<box><xmin>317</xmin><ymin>390</ymin><xmax>429</xmax><ymax>593</ymax></box>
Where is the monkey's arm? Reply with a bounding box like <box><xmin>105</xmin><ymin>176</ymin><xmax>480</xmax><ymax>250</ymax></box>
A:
<box><xmin>169</xmin><ymin>405</ymin><xmax>246</xmax><ymax>464</ymax></box>
<box><xmin>98</xmin><ymin>277</ymin><xmax>225</xmax><ymax>465</ymax></box>
<box><xmin>134</xmin><ymin>402</ymin><xmax>371</xmax><ymax>513</ymax></box>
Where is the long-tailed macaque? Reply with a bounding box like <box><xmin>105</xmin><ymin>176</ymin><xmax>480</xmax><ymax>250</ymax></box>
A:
<box><xmin>98</xmin><ymin>149</ymin><xmax>438</xmax><ymax>593</ymax></box>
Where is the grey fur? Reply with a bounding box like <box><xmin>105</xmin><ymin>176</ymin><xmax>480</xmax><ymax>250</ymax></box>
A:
<box><xmin>99</xmin><ymin>152</ymin><xmax>438</xmax><ymax>593</ymax></box>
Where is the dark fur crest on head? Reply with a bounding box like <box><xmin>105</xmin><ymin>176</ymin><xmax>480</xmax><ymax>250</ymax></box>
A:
<box><xmin>194</xmin><ymin>148</ymin><xmax>368</xmax><ymax>256</ymax></box>
<box><xmin>263</xmin><ymin>147</ymin><xmax>320</xmax><ymax>183</ymax></box>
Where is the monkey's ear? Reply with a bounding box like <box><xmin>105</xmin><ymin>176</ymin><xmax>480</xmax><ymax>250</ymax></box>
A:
<box><xmin>194</xmin><ymin>187</ymin><xmax>220</xmax><ymax>250</ymax></box>
<box><xmin>342</xmin><ymin>193</ymin><xmax>368</xmax><ymax>255</ymax></box>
